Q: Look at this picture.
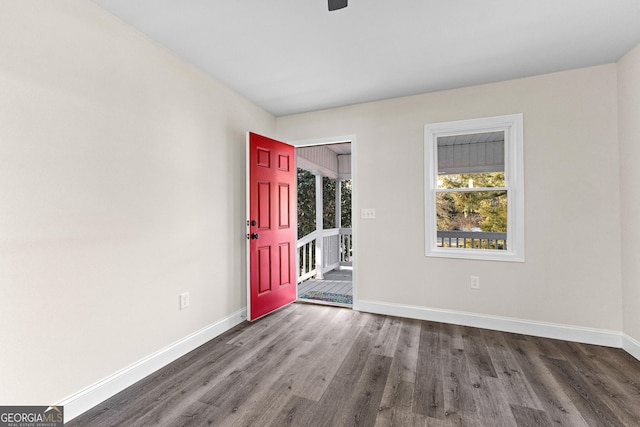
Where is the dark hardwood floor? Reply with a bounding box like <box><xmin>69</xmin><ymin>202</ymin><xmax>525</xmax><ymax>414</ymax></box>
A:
<box><xmin>67</xmin><ymin>303</ymin><xmax>640</xmax><ymax>426</ymax></box>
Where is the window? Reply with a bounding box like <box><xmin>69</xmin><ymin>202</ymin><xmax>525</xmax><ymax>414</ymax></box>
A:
<box><xmin>425</xmin><ymin>114</ymin><xmax>524</xmax><ymax>262</ymax></box>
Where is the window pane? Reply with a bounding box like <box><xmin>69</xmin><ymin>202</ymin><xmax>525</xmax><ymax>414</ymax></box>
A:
<box><xmin>437</xmin><ymin>171</ymin><xmax>505</xmax><ymax>189</ymax></box>
<box><xmin>436</xmin><ymin>190</ymin><xmax>507</xmax><ymax>250</ymax></box>
<box><xmin>437</xmin><ymin>130</ymin><xmax>504</xmax><ymax>176</ymax></box>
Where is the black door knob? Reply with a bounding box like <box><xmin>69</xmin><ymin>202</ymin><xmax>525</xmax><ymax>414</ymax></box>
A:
<box><xmin>251</xmin><ymin>220</ymin><xmax>257</xmax><ymax>226</ymax></box>
<box><xmin>251</xmin><ymin>233</ymin><xmax>259</xmax><ymax>240</ymax></box>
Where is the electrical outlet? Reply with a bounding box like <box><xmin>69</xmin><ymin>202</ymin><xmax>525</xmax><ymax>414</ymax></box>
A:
<box><xmin>361</xmin><ymin>208</ymin><xmax>376</xmax><ymax>219</ymax></box>
<box><xmin>470</xmin><ymin>276</ymin><xmax>480</xmax><ymax>289</ymax></box>
<box><xmin>179</xmin><ymin>292</ymin><xmax>190</xmax><ymax>310</ymax></box>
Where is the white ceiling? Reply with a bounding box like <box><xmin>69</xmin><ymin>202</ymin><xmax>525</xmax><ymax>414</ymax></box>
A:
<box><xmin>89</xmin><ymin>0</ymin><xmax>640</xmax><ymax>117</ymax></box>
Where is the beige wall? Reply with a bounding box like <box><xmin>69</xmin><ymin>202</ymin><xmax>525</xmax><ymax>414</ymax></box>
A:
<box><xmin>277</xmin><ymin>65</ymin><xmax>623</xmax><ymax>331</ymax></box>
<box><xmin>1</xmin><ymin>0</ymin><xmax>636</xmax><ymax>411</ymax></box>
<box><xmin>619</xmin><ymin>43</ymin><xmax>640</xmax><ymax>344</ymax></box>
<box><xmin>0</xmin><ymin>1</ymin><xmax>275</xmax><ymax>404</ymax></box>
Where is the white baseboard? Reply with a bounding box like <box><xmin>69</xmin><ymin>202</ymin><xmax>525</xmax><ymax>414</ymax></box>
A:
<box><xmin>356</xmin><ymin>300</ymin><xmax>623</xmax><ymax>348</ymax></box>
<box><xmin>58</xmin><ymin>308</ymin><xmax>247</xmax><ymax>422</ymax></box>
<box><xmin>623</xmin><ymin>334</ymin><xmax>640</xmax><ymax>361</ymax></box>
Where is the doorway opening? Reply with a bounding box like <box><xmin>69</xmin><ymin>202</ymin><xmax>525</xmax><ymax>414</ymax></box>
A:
<box><xmin>295</xmin><ymin>141</ymin><xmax>353</xmax><ymax>307</ymax></box>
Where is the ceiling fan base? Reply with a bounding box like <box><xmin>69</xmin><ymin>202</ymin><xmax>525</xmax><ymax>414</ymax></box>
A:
<box><xmin>328</xmin><ymin>0</ymin><xmax>348</xmax><ymax>11</ymax></box>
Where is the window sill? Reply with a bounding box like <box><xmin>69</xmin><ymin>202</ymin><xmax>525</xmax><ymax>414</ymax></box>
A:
<box><xmin>426</xmin><ymin>248</ymin><xmax>525</xmax><ymax>262</ymax></box>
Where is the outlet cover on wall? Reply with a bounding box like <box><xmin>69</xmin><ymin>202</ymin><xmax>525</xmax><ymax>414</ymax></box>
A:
<box><xmin>179</xmin><ymin>292</ymin><xmax>190</xmax><ymax>310</ymax></box>
<box><xmin>470</xmin><ymin>276</ymin><xmax>480</xmax><ymax>289</ymax></box>
<box><xmin>361</xmin><ymin>208</ymin><xmax>376</xmax><ymax>219</ymax></box>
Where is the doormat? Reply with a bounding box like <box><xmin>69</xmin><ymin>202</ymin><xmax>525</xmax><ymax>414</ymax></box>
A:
<box><xmin>299</xmin><ymin>291</ymin><xmax>353</xmax><ymax>305</ymax></box>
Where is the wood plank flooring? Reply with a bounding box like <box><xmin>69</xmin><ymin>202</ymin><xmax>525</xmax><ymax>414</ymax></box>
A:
<box><xmin>67</xmin><ymin>303</ymin><xmax>640</xmax><ymax>426</ymax></box>
<box><xmin>298</xmin><ymin>278</ymin><xmax>353</xmax><ymax>297</ymax></box>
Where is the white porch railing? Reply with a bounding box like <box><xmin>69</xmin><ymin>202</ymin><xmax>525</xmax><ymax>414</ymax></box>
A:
<box><xmin>339</xmin><ymin>228</ymin><xmax>353</xmax><ymax>264</ymax></box>
<box><xmin>297</xmin><ymin>228</ymin><xmax>352</xmax><ymax>283</ymax></box>
<box><xmin>297</xmin><ymin>231</ymin><xmax>318</xmax><ymax>283</ymax></box>
<box><xmin>437</xmin><ymin>231</ymin><xmax>507</xmax><ymax>250</ymax></box>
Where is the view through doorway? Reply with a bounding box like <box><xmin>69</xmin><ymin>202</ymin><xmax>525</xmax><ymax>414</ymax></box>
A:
<box><xmin>295</xmin><ymin>141</ymin><xmax>353</xmax><ymax>307</ymax></box>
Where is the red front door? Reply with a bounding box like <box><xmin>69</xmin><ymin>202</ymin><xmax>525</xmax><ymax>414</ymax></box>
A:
<box><xmin>247</xmin><ymin>132</ymin><xmax>297</xmax><ymax>321</ymax></box>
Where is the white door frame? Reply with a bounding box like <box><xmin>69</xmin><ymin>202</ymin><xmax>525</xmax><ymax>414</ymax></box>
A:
<box><xmin>289</xmin><ymin>134</ymin><xmax>358</xmax><ymax>311</ymax></box>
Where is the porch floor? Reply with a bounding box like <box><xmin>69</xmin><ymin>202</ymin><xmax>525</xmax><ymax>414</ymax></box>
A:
<box><xmin>297</xmin><ymin>268</ymin><xmax>353</xmax><ymax>307</ymax></box>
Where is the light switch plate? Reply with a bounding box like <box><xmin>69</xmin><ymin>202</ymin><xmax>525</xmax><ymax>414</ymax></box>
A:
<box><xmin>361</xmin><ymin>208</ymin><xmax>376</xmax><ymax>219</ymax></box>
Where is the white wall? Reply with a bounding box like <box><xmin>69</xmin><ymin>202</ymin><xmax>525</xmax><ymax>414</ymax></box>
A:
<box><xmin>619</xmin><ymin>43</ymin><xmax>640</xmax><ymax>346</ymax></box>
<box><xmin>0</xmin><ymin>1</ymin><xmax>274</xmax><ymax>405</ymax></box>
<box><xmin>277</xmin><ymin>65</ymin><xmax>623</xmax><ymax>332</ymax></box>
<box><xmin>1</xmin><ymin>0</ymin><xmax>635</xmax><ymax>413</ymax></box>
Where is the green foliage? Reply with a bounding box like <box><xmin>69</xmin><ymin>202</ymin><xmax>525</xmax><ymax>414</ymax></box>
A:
<box><xmin>478</xmin><ymin>193</ymin><xmax>507</xmax><ymax>232</ymax></box>
<box><xmin>297</xmin><ymin>169</ymin><xmax>316</xmax><ymax>238</ymax></box>
<box><xmin>437</xmin><ymin>172</ymin><xmax>507</xmax><ymax>232</ymax></box>
<box><xmin>322</xmin><ymin>177</ymin><xmax>336</xmax><ymax>229</ymax></box>
<box><xmin>341</xmin><ymin>179</ymin><xmax>352</xmax><ymax>228</ymax></box>
<box><xmin>297</xmin><ymin>169</ymin><xmax>352</xmax><ymax>238</ymax></box>
<box><xmin>436</xmin><ymin>192</ymin><xmax>456</xmax><ymax>231</ymax></box>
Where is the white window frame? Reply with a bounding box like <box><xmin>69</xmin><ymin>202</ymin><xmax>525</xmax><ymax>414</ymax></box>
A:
<box><xmin>425</xmin><ymin>114</ymin><xmax>524</xmax><ymax>262</ymax></box>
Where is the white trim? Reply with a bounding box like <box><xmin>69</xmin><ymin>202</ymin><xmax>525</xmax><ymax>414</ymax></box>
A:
<box><xmin>288</xmin><ymin>134</ymin><xmax>359</xmax><ymax>310</ymax></box>
<box><xmin>424</xmin><ymin>114</ymin><xmax>525</xmax><ymax>262</ymax></box>
<box><xmin>58</xmin><ymin>308</ymin><xmax>246</xmax><ymax>422</ymax></box>
<box><xmin>289</xmin><ymin>135</ymin><xmax>354</xmax><ymax>148</ymax></box>
<box><xmin>356</xmin><ymin>300</ymin><xmax>622</xmax><ymax>348</ymax></box>
<box><xmin>245</xmin><ymin>132</ymin><xmax>252</xmax><ymax>321</ymax></box>
<box><xmin>623</xmin><ymin>334</ymin><xmax>640</xmax><ymax>362</ymax></box>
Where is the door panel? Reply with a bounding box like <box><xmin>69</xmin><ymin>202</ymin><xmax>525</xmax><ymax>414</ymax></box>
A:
<box><xmin>279</xmin><ymin>243</ymin><xmax>291</xmax><ymax>286</ymax></box>
<box><xmin>257</xmin><ymin>246</ymin><xmax>272</xmax><ymax>294</ymax></box>
<box><xmin>279</xmin><ymin>184</ymin><xmax>290</xmax><ymax>228</ymax></box>
<box><xmin>247</xmin><ymin>132</ymin><xmax>296</xmax><ymax>320</ymax></box>
<box><xmin>257</xmin><ymin>182</ymin><xmax>271</xmax><ymax>229</ymax></box>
